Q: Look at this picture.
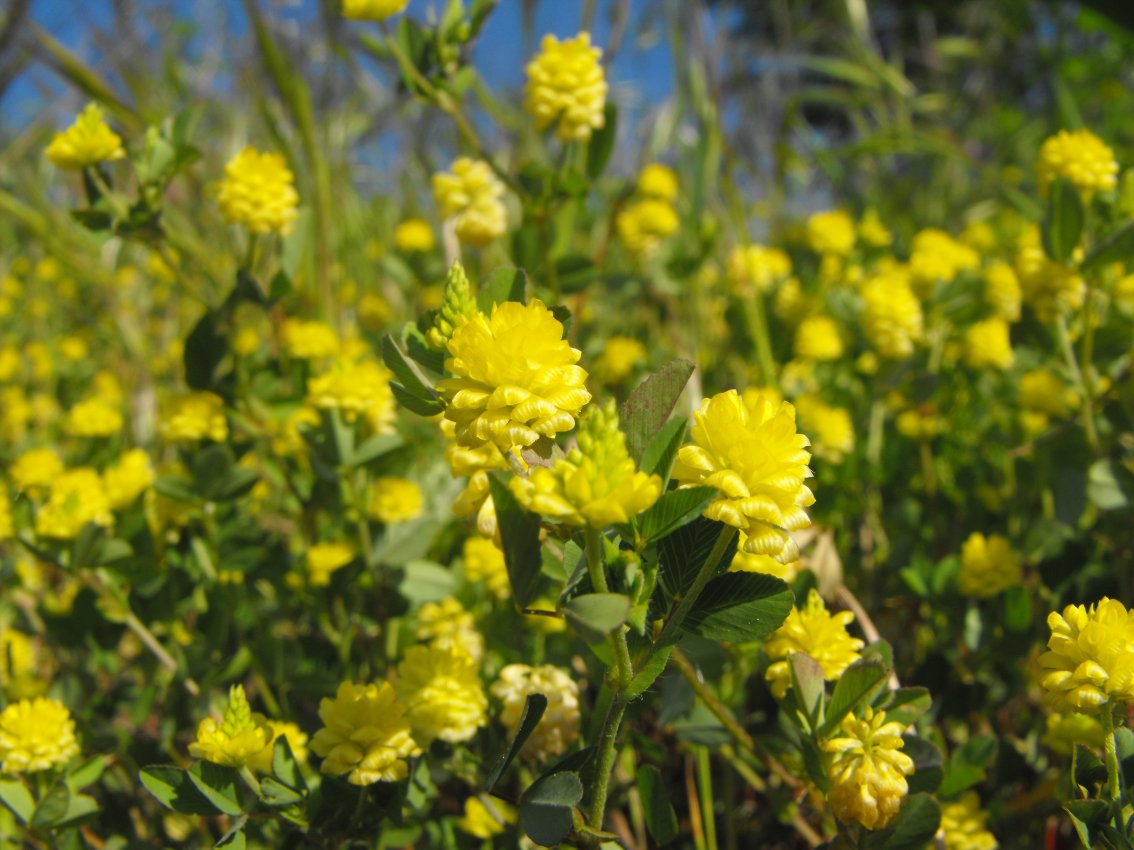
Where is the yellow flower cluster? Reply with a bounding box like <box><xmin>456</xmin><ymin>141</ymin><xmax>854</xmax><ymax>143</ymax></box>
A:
<box><xmin>216</xmin><ymin>147</ymin><xmax>299</xmax><ymax>235</ymax></box>
<box><xmin>307</xmin><ymin>356</ymin><xmax>396</xmax><ymax>432</ymax></box>
<box><xmin>416</xmin><ymin>598</ymin><xmax>484</xmax><ymax>663</ymax></box>
<box><xmin>793</xmin><ymin>394</ymin><xmax>854</xmax><ymax>463</ymax></box>
<box><xmin>673</xmin><ymin>390</ymin><xmax>815</xmax><ymax>563</ymax></box>
<box><xmin>341</xmin><ymin>0</ymin><xmax>409</xmax><ymax>21</ymax></box>
<box><xmin>1018</xmin><ymin>368</ymin><xmax>1077</xmax><ymax>433</ymax></box>
<box><xmin>104</xmin><ymin>449</ymin><xmax>155</xmax><ymax>509</ymax></box>
<box><xmin>511</xmin><ymin>400</ymin><xmax>661</xmax><ymax>528</ymax></box>
<box><xmin>440</xmin><ymin>299</ymin><xmax>591</xmax><ymax>451</ymax></box>
<box><xmin>730</xmin><ymin>537</ymin><xmax>803</xmax><ymax>583</ymax></box>
<box><xmin>305</xmin><ymin>542</ymin><xmax>354</xmax><ymax>587</ymax></box>
<box><xmin>823</xmin><ymin>707</ymin><xmax>914</xmax><ymax>830</ymax></box>
<box><xmin>1039</xmin><ymin>598</ymin><xmax>1134</xmax><ymax>713</ymax></box>
<box><xmin>160</xmin><ymin>392</ymin><xmax>228</xmax><ymax>442</ymax></box>
<box><xmin>524</xmin><ymin>32</ymin><xmax>607</xmax><ymax>142</ymax></box>
<box><xmin>862</xmin><ymin>271</ymin><xmax>923</xmax><ymax>359</ymax></box>
<box><xmin>963</xmin><ymin>317</ymin><xmax>1014</xmax><ymax>370</ymax></box>
<box><xmin>457</xmin><ymin>796</ymin><xmax>517</xmax><ymax>838</ymax></box>
<box><xmin>282</xmin><ymin>319</ymin><xmax>338</xmax><ymax>360</ymax></box>
<box><xmin>908</xmin><ymin>228</ymin><xmax>979</xmax><ymax>295</ymax></box>
<box><xmin>1015</xmin><ymin>227</ymin><xmax>1084</xmax><ymax>321</ymax></box>
<box><xmin>984</xmin><ymin>262</ymin><xmax>1021</xmax><ymax>322</ymax></box>
<box><xmin>64</xmin><ymin>398</ymin><xmax>123</xmax><ymax>438</ymax></box>
<box><xmin>728</xmin><ymin>244</ymin><xmax>792</xmax><ymax>293</ymax></box>
<box><xmin>765</xmin><ymin>589</ymin><xmax>864</xmax><ymax>698</ymax></box>
<box><xmin>45</xmin><ymin>103</ymin><xmax>126</xmax><ymax>170</ymax></box>
<box><xmin>432</xmin><ymin>158</ymin><xmax>508</xmax><ymax>246</ymax></box>
<box><xmin>189</xmin><ymin>684</ymin><xmax>272</xmax><ymax>768</ymax></box>
<box><xmin>463</xmin><ymin>536</ymin><xmax>510</xmax><ymax>599</ymax></box>
<box><xmin>592</xmin><ymin>336</ymin><xmax>647</xmax><ymax>384</ymax></box>
<box><xmin>1037</xmin><ymin>129</ymin><xmax>1118</xmax><ymax>196</ymax></box>
<box><xmin>807</xmin><ymin>210</ymin><xmax>856</xmax><ymax>256</ymax></box>
<box><xmin>310</xmin><ymin>680</ymin><xmax>421</xmax><ymax>784</ymax></box>
<box><xmin>638</xmin><ymin>163</ymin><xmax>679</xmax><ymax>200</ymax></box>
<box><xmin>0</xmin><ymin>696</ymin><xmax>80</xmax><ymax>773</ymax></box>
<box><xmin>794</xmin><ymin>315</ymin><xmax>844</xmax><ymax>362</ymax></box>
<box><xmin>956</xmin><ymin>532</ymin><xmax>1021</xmax><ymax>598</ymax></box>
<box><xmin>12</xmin><ymin>448</ymin><xmax>64</xmax><ymax>493</ymax></box>
<box><xmin>368</xmin><ymin>476</ymin><xmax>423</xmax><ymax>524</ymax></box>
<box><xmin>616</xmin><ymin>198</ymin><xmax>680</xmax><ymax>261</ymax></box>
<box><xmin>0</xmin><ymin>630</ymin><xmax>40</xmax><ymax>700</ymax></box>
<box><xmin>491</xmin><ymin>664</ymin><xmax>580</xmax><ymax>763</ymax></box>
<box><xmin>397</xmin><ymin>643</ymin><xmax>487</xmax><ymax>744</ymax></box>
<box><xmin>35</xmin><ymin>468</ymin><xmax>113</xmax><ymax>539</ymax></box>
<box><xmin>940</xmin><ymin>792</ymin><xmax>998</xmax><ymax>850</ymax></box>
<box><xmin>394</xmin><ymin>218</ymin><xmax>435</xmax><ymax>253</ymax></box>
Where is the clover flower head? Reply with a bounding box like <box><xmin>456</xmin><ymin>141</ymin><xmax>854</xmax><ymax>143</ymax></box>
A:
<box><xmin>1038</xmin><ymin>129</ymin><xmax>1118</xmax><ymax>197</ymax></box>
<box><xmin>282</xmin><ymin>319</ymin><xmax>339</xmax><ymax>360</ymax></box>
<box><xmin>432</xmin><ymin>158</ymin><xmax>508</xmax><ymax>246</ymax></box>
<box><xmin>728</xmin><ymin>244</ymin><xmax>792</xmax><ymax>293</ymax></box>
<box><xmin>637</xmin><ymin>163</ymin><xmax>678</xmax><ymax>200</ymax></box>
<box><xmin>0</xmin><ymin>697</ymin><xmax>80</xmax><ymax>773</ymax></box>
<box><xmin>765</xmin><ymin>589</ymin><xmax>864</xmax><ymax>698</ymax></box>
<box><xmin>160</xmin><ymin>392</ymin><xmax>228</xmax><ymax>443</ymax></box>
<box><xmin>984</xmin><ymin>262</ymin><xmax>1021</xmax><ymax>322</ymax></box>
<box><xmin>305</xmin><ymin>542</ymin><xmax>354</xmax><ymax>587</ymax></box>
<box><xmin>524</xmin><ymin>32</ymin><xmax>607</xmax><ymax>142</ymax></box>
<box><xmin>428</xmin><ymin>262</ymin><xmax>477</xmax><ymax>351</ymax></box>
<box><xmin>189</xmin><ymin>685</ymin><xmax>272</xmax><ymax>769</ymax></box>
<box><xmin>1039</xmin><ymin>597</ymin><xmax>1134</xmax><ymax>713</ymax></box>
<box><xmin>394</xmin><ymin>218</ymin><xmax>435</xmax><ymax>253</ymax></box>
<box><xmin>957</xmin><ymin>532</ymin><xmax>1021</xmax><ymax>598</ymax></box>
<box><xmin>491</xmin><ymin>664</ymin><xmax>580</xmax><ymax>763</ymax></box>
<box><xmin>793</xmin><ymin>394</ymin><xmax>854</xmax><ymax>463</ymax></box>
<box><xmin>65</xmin><ymin>398</ymin><xmax>123</xmax><ymax>438</ymax></box>
<box><xmin>217</xmin><ymin>147</ymin><xmax>299</xmax><ymax>235</ymax></box>
<box><xmin>1015</xmin><ymin>227</ymin><xmax>1084</xmax><ymax>321</ymax></box>
<box><xmin>823</xmin><ymin>707</ymin><xmax>914</xmax><ymax>830</ymax></box>
<box><xmin>46</xmin><ymin>103</ymin><xmax>125</xmax><ymax>170</ymax></box>
<box><xmin>307</xmin><ymin>357</ymin><xmax>396</xmax><ymax>433</ymax></box>
<box><xmin>463</xmin><ymin>536</ymin><xmax>510</xmax><ymax>599</ymax></box>
<box><xmin>11</xmin><ymin>448</ymin><xmax>64</xmax><ymax>494</ymax></box>
<box><xmin>457</xmin><ymin>796</ymin><xmax>517</xmax><ymax>838</ymax></box>
<box><xmin>368</xmin><ymin>476</ymin><xmax>423</xmax><ymax>524</ymax></box>
<box><xmin>963</xmin><ymin>317</ymin><xmax>1014</xmax><ymax>370</ymax></box>
<box><xmin>807</xmin><ymin>209</ymin><xmax>856</xmax><ymax>257</ymax></box>
<box><xmin>104</xmin><ymin>448</ymin><xmax>155</xmax><ymax>509</ymax></box>
<box><xmin>616</xmin><ymin>198</ymin><xmax>679</xmax><ymax>261</ymax></box>
<box><xmin>396</xmin><ymin>643</ymin><xmax>487</xmax><ymax>745</ymax></box>
<box><xmin>342</xmin><ymin>0</ymin><xmax>409</xmax><ymax>21</ymax></box>
<box><xmin>35</xmin><ymin>467</ymin><xmax>112</xmax><ymax>540</ymax></box>
<box><xmin>794</xmin><ymin>315</ymin><xmax>844</xmax><ymax>362</ymax></box>
<box><xmin>310</xmin><ymin>681</ymin><xmax>420</xmax><ymax>784</ymax></box>
<box><xmin>416</xmin><ymin>597</ymin><xmax>485</xmax><ymax>663</ymax></box>
<box><xmin>593</xmin><ymin>336</ymin><xmax>647</xmax><ymax>384</ymax></box>
<box><xmin>862</xmin><ymin>271</ymin><xmax>923</xmax><ymax>359</ymax></box>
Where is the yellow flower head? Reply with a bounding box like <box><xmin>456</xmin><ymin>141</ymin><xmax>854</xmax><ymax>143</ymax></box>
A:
<box><xmin>728</xmin><ymin>244</ymin><xmax>792</xmax><ymax>294</ymax></box>
<box><xmin>0</xmin><ymin>696</ymin><xmax>80</xmax><ymax>773</ymax></box>
<box><xmin>65</xmin><ymin>398</ymin><xmax>124</xmax><ymax>439</ymax></box>
<box><xmin>189</xmin><ymin>685</ymin><xmax>272</xmax><ymax>769</ymax></box>
<box><xmin>394</xmin><ymin>218</ymin><xmax>435</xmax><ymax>253</ymax></box>
<box><xmin>1019</xmin><ymin>369</ymin><xmax>1076</xmax><ymax>419</ymax></box>
<box><xmin>160</xmin><ymin>392</ymin><xmax>228</xmax><ymax>442</ymax></box>
<box><xmin>463</xmin><ymin>536</ymin><xmax>510</xmax><ymax>599</ymax></box>
<box><xmin>909</xmin><ymin>228</ymin><xmax>980</xmax><ymax>296</ymax></box>
<box><xmin>862</xmin><ymin>272</ymin><xmax>923</xmax><ymax>359</ymax></box>
<box><xmin>616</xmin><ymin>198</ymin><xmax>680</xmax><ymax>261</ymax></box>
<box><xmin>1042</xmin><ymin>712</ymin><xmax>1106</xmax><ymax>755</ymax></box>
<box><xmin>511</xmin><ymin>400</ymin><xmax>662</xmax><ymax>528</ymax></box>
<box><xmin>217</xmin><ymin>147</ymin><xmax>299</xmax><ymax>235</ymax></box>
<box><xmin>396</xmin><ymin>643</ymin><xmax>487</xmax><ymax>745</ymax></box>
<box><xmin>342</xmin><ymin>0</ymin><xmax>409</xmax><ymax>21</ymax></box>
<box><xmin>491</xmin><ymin>664</ymin><xmax>580</xmax><ymax>763</ymax></box>
<box><xmin>957</xmin><ymin>532</ymin><xmax>1022</xmax><ymax>598</ymax></box>
<box><xmin>439</xmin><ymin>299</ymin><xmax>591</xmax><ymax>451</ymax></box>
<box><xmin>807</xmin><ymin>210</ymin><xmax>856</xmax><ymax>257</ymax></box>
<box><xmin>1039</xmin><ymin>598</ymin><xmax>1134</xmax><ymax>714</ymax></box>
<box><xmin>765</xmin><ymin>589</ymin><xmax>864</xmax><ymax>698</ymax></box>
<box><xmin>416</xmin><ymin>597</ymin><xmax>484</xmax><ymax>663</ymax></box>
<box><xmin>45</xmin><ymin>103</ymin><xmax>125</xmax><ymax>170</ymax></box>
<box><xmin>823</xmin><ymin>707</ymin><xmax>914</xmax><ymax>831</ymax></box>
<box><xmin>11</xmin><ymin>448</ymin><xmax>64</xmax><ymax>494</ymax></box>
<box><xmin>524</xmin><ymin>32</ymin><xmax>607</xmax><ymax>142</ymax></box>
<box><xmin>794</xmin><ymin>315</ymin><xmax>844</xmax><ymax>362</ymax></box>
<box><xmin>0</xmin><ymin>630</ymin><xmax>46</xmax><ymax>700</ymax></box>
<box><xmin>368</xmin><ymin>476</ymin><xmax>423</xmax><ymax>524</ymax></box>
<box><xmin>310</xmin><ymin>681</ymin><xmax>420</xmax><ymax>785</ymax></box>
<box><xmin>984</xmin><ymin>262</ymin><xmax>1021</xmax><ymax>322</ymax></box>
<box><xmin>35</xmin><ymin>468</ymin><xmax>112</xmax><ymax>540</ymax></box>
<box><xmin>305</xmin><ymin>542</ymin><xmax>354</xmax><ymax>587</ymax></box>
<box><xmin>307</xmin><ymin>357</ymin><xmax>396</xmax><ymax>432</ymax></box>
<box><xmin>1015</xmin><ymin>227</ymin><xmax>1084</xmax><ymax>322</ymax></box>
<box><xmin>940</xmin><ymin>792</ymin><xmax>998</xmax><ymax>850</ymax></box>
<box><xmin>730</xmin><ymin>531</ymin><xmax>802</xmax><ymax>583</ymax></box>
<box><xmin>637</xmin><ymin>163</ymin><xmax>679</xmax><ymax>200</ymax></box>
<box><xmin>963</xmin><ymin>317</ymin><xmax>1014</xmax><ymax>370</ymax></box>
<box><xmin>1038</xmin><ymin>129</ymin><xmax>1118</xmax><ymax>197</ymax></box>
<box><xmin>593</xmin><ymin>336</ymin><xmax>647</xmax><ymax>385</ymax></box>
<box><xmin>457</xmin><ymin>796</ymin><xmax>517</xmax><ymax>839</ymax></box>
<box><xmin>858</xmin><ymin>209</ymin><xmax>892</xmax><ymax>248</ymax></box>
<box><xmin>282</xmin><ymin>319</ymin><xmax>339</xmax><ymax>360</ymax></box>
<box><xmin>104</xmin><ymin>448</ymin><xmax>155</xmax><ymax>509</ymax></box>
<box><xmin>432</xmin><ymin>158</ymin><xmax>508</xmax><ymax>247</ymax></box>
<box><xmin>673</xmin><ymin>390</ymin><xmax>814</xmax><ymax>563</ymax></box>
<box><xmin>246</xmin><ymin>721</ymin><xmax>310</xmax><ymax>775</ymax></box>
<box><xmin>794</xmin><ymin>394</ymin><xmax>854</xmax><ymax>463</ymax></box>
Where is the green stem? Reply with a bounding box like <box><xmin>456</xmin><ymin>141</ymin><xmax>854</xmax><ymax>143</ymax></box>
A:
<box><xmin>587</xmin><ymin>693</ymin><xmax>628</xmax><ymax>832</ymax></box>
<box><xmin>1055</xmin><ymin>314</ymin><xmax>1099</xmax><ymax>451</ymax></box>
<box><xmin>1102</xmin><ymin>706</ymin><xmax>1123</xmax><ymax>809</ymax></box>
<box><xmin>741</xmin><ymin>294</ymin><xmax>777</xmax><ymax>388</ymax></box>
<box><xmin>584</xmin><ymin>527</ymin><xmax>633</xmax><ymax>689</ymax></box>
<box><xmin>1079</xmin><ymin>279</ymin><xmax>1100</xmax><ymax>449</ymax></box>
<box><xmin>697</xmin><ymin>747</ymin><xmax>719</xmax><ymax>850</ymax></box>
<box><xmin>653</xmin><ymin>525</ymin><xmax>738</xmax><ymax>652</ymax></box>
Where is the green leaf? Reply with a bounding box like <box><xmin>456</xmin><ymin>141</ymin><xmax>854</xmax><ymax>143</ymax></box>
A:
<box><xmin>1042</xmin><ymin>176</ymin><xmax>1084</xmax><ymax>263</ymax></box>
<box><xmin>66</xmin><ymin>756</ymin><xmax>108</xmax><ymax>792</ymax></box>
<box><xmin>486</xmin><ymin>694</ymin><xmax>548</xmax><ymax>791</ymax></box>
<box><xmin>184</xmin><ymin>310</ymin><xmax>228</xmax><ymax>391</ymax></box>
<box><xmin>391</xmin><ymin>382</ymin><xmax>445</xmax><ymax>416</ymax></box>
<box><xmin>1064</xmin><ymin>799</ymin><xmax>1110</xmax><ymax>848</ymax></box>
<box><xmin>639</xmin><ymin>417</ymin><xmax>687</xmax><ymax>483</ymax></box>
<box><xmin>904</xmin><ymin>736</ymin><xmax>944</xmax><ymax>795</ymax></box>
<box><xmin>658</xmin><ymin>517</ymin><xmax>737</xmax><ymax>600</ymax></box>
<box><xmin>140</xmin><ymin>766</ymin><xmax>220</xmax><ymax>815</ymax></box>
<box><xmin>555</xmin><ymin>254</ymin><xmax>599</xmax><ymax>293</ymax></box>
<box><xmin>637</xmin><ymin>486</ymin><xmax>716</xmax><ymax>544</ymax></box>
<box><xmin>586</xmin><ymin>102</ymin><xmax>618</xmax><ymax>180</ymax></box>
<box><xmin>478</xmin><ymin>266</ymin><xmax>527</xmax><ymax>313</ymax></box>
<box><xmin>488</xmin><ymin>473</ymin><xmax>544</xmax><ymax>608</ymax></box>
<box><xmin>626</xmin><ymin>646</ymin><xmax>673</xmax><ymax>698</ymax></box>
<box><xmin>637</xmin><ymin>764</ymin><xmax>678</xmax><ymax>844</ymax></box>
<box><xmin>217</xmin><ymin>825</ymin><xmax>247</xmax><ymax>850</ymax></box>
<box><xmin>348</xmin><ymin>433</ymin><xmax>405</xmax><ymax>468</ymax></box>
<box><xmin>31</xmin><ymin>782</ymin><xmax>71</xmax><ymax>829</ymax></box>
<box><xmin>1082</xmin><ymin>220</ymin><xmax>1134</xmax><ymax>272</ymax></box>
<box><xmin>938</xmin><ymin>735</ymin><xmax>997</xmax><ymax>799</ymax></box>
<box><xmin>1087</xmin><ymin>459</ymin><xmax>1129</xmax><ymax>510</ymax></box>
<box><xmin>271</xmin><ymin>736</ymin><xmax>306</xmax><ymax>792</ymax></box>
<box><xmin>260</xmin><ymin>777</ymin><xmax>303</xmax><ymax>808</ymax></box>
<box><xmin>879</xmin><ymin>687</ymin><xmax>932</xmax><ymax>726</ymax></box>
<box><xmin>683</xmin><ymin>572</ymin><xmax>794</xmax><ymax>643</ymax></box>
<box><xmin>154</xmin><ymin>475</ymin><xmax>197</xmax><ymax>503</ymax></box>
<box><xmin>381</xmin><ymin>334</ymin><xmax>438</xmax><ymax>403</ymax></box>
<box><xmin>620</xmin><ymin>359</ymin><xmax>695</xmax><ymax>463</ymax></box>
<box><xmin>519</xmin><ymin>771</ymin><xmax>583</xmax><ymax>847</ymax></box>
<box><xmin>820</xmin><ymin>660</ymin><xmax>889</xmax><ymax>737</ymax></box>
<box><xmin>563</xmin><ymin>593</ymin><xmax>631</xmax><ymax>644</ymax></box>
<box><xmin>407</xmin><ymin>334</ymin><xmax>445</xmax><ymax>374</ymax></box>
<box><xmin>398</xmin><ymin>560</ymin><xmax>458</xmax><ymax>605</ymax></box>
<box><xmin>187</xmin><ymin>761</ymin><xmax>244</xmax><ymax>816</ymax></box>
<box><xmin>0</xmin><ymin>778</ymin><xmax>34</xmax><ymax>824</ymax></box>
<box><xmin>867</xmin><ymin>793</ymin><xmax>941</xmax><ymax>850</ymax></box>
<box><xmin>789</xmin><ymin>653</ymin><xmax>826</xmax><ymax>726</ymax></box>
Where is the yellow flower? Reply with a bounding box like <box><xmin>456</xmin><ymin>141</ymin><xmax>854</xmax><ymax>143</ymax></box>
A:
<box><xmin>0</xmin><ymin>697</ymin><xmax>80</xmax><ymax>773</ymax></box>
<box><xmin>862</xmin><ymin>272</ymin><xmax>923</xmax><ymax>359</ymax></box>
<box><xmin>908</xmin><ymin>228</ymin><xmax>979</xmax><ymax>296</ymax></box>
<box><xmin>728</xmin><ymin>244</ymin><xmax>791</xmax><ymax>293</ymax></box>
<box><xmin>416</xmin><ymin>598</ymin><xmax>484</xmax><ymax>663</ymax></box>
<box><xmin>0</xmin><ymin>630</ymin><xmax>45</xmax><ymax>700</ymax></box>
<box><xmin>217</xmin><ymin>147</ymin><xmax>299</xmax><ymax>235</ymax></box>
<box><xmin>963</xmin><ymin>318</ymin><xmax>1013</xmax><ymax>370</ymax></box>
<box><xmin>823</xmin><ymin>707</ymin><xmax>914</xmax><ymax>830</ymax></box>
<box><xmin>45</xmin><ymin>103</ymin><xmax>125</xmax><ymax>170</ymax></box>
<box><xmin>65</xmin><ymin>398</ymin><xmax>124</xmax><ymax>438</ymax></box>
<box><xmin>765</xmin><ymin>589</ymin><xmax>864</xmax><ymax>698</ymax></box>
<box><xmin>59</xmin><ymin>335</ymin><xmax>89</xmax><ymax>362</ymax></box>
<box><xmin>524</xmin><ymin>32</ymin><xmax>607</xmax><ymax>142</ymax></box>
<box><xmin>984</xmin><ymin>262</ymin><xmax>1021</xmax><ymax>322</ymax></box>
<box><xmin>637</xmin><ymin>163</ymin><xmax>678</xmax><ymax>200</ymax></box>
<box><xmin>310</xmin><ymin>681</ymin><xmax>420</xmax><ymax>784</ymax></box>
<box><xmin>341</xmin><ymin>0</ymin><xmax>409</xmax><ymax>20</ymax></box>
<box><xmin>895</xmin><ymin>406</ymin><xmax>941</xmax><ymax>441</ymax></box>
<box><xmin>396</xmin><ymin>643</ymin><xmax>487</xmax><ymax>745</ymax></box>
<box><xmin>428</xmin><ymin>262</ymin><xmax>477</xmax><ymax>352</ymax></box>
<box><xmin>11</xmin><ymin>448</ymin><xmax>64</xmax><ymax>494</ymax></box>
<box><xmin>282</xmin><ymin>319</ymin><xmax>338</xmax><ymax>359</ymax></box>
<box><xmin>463</xmin><ymin>537</ymin><xmax>510</xmax><ymax>599</ymax></box>
<box><xmin>189</xmin><ymin>685</ymin><xmax>272</xmax><ymax>769</ymax></box>
<box><xmin>794</xmin><ymin>394</ymin><xmax>854</xmax><ymax>463</ymax></box>
<box><xmin>593</xmin><ymin>336</ymin><xmax>646</xmax><ymax>385</ymax></box>
<box><xmin>806</xmin><ymin>210</ymin><xmax>856</xmax><ymax>256</ymax></box>
<box><xmin>774</xmin><ymin>278</ymin><xmax>810</xmax><ymax>325</ymax></box>
<box><xmin>160</xmin><ymin>392</ymin><xmax>228</xmax><ymax>442</ymax></box>
<box><xmin>307</xmin><ymin>357</ymin><xmax>396</xmax><ymax>432</ymax></box>
<box><xmin>306</xmin><ymin>542</ymin><xmax>355</xmax><ymax>587</ymax></box>
<box><xmin>616</xmin><ymin>198</ymin><xmax>679</xmax><ymax>261</ymax></box>
<box><xmin>1038</xmin><ymin>129</ymin><xmax>1118</xmax><ymax>197</ymax></box>
<box><xmin>794</xmin><ymin>315</ymin><xmax>844</xmax><ymax>362</ymax></box>
<box><xmin>0</xmin><ymin>488</ymin><xmax>11</xmax><ymax>539</ymax></box>
<box><xmin>359</xmin><ymin>293</ymin><xmax>393</xmax><ymax>331</ymax></box>
<box><xmin>368</xmin><ymin>476</ymin><xmax>423</xmax><ymax>524</ymax></box>
<box><xmin>1039</xmin><ymin>598</ymin><xmax>1134</xmax><ymax>713</ymax></box>
<box><xmin>1019</xmin><ymin>369</ymin><xmax>1076</xmax><ymax>419</ymax></box>
<box><xmin>439</xmin><ymin>299</ymin><xmax>591</xmax><ymax>451</ymax></box>
<box><xmin>35</xmin><ymin>468</ymin><xmax>112</xmax><ymax>540</ymax></box>
<box><xmin>730</xmin><ymin>532</ymin><xmax>802</xmax><ymax>583</ymax></box>
<box><xmin>673</xmin><ymin>390</ymin><xmax>815</xmax><ymax>563</ymax></box>
<box><xmin>858</xmin><ymin>209</ymin><xmax>892</xmax><ymax>248</ymax></box>
<box><xmin>1042</xmin><ymin>712</ymin><xmax>1105</xmax><ymax>755</ymax></box>
<box><xmin>491</xmin><ymin>664</ymin><xmax>580</xmax><ymax>763</ymax></box>
<box><xmin>394</xmin><ymin>218</ymin><xmax>435</xmax><ymax>253</ymax></box>
<box><xmin>940</xmin><ymin>792</ymin><xmax>998</xmax><ymax>850</ymax></box>
<box><xmin>457</xmin><ymin>796</ymin><xmax>517</xmax><ymax>838</ymax></box>
<box><xmin>511</xmin><ymin>401</ymin><xmax>661</xmax><ymax>528</ymax></box>
<box><xmin>104</xmin><ymin>448</ymin><xmax>155</xmax><ymax>509</ymax></box>
<box><xmin>246</xmin><ymin>721</ymin><xmax>310</xmax><ymax>775</ymax></box>
<box><xmin>1015</xmin><ymin>227</ymin><xmax>1084</xmax><ymax>321</ymax></box>
<box><xmin>957</xmin><ymin>532</ymin><xmax>1021</xmax><ymax>598</ymax></box>
<box><xmin>432</xmin><ymin>158</ymin><xmax>508</xmax><ymax>247</ymax></box>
